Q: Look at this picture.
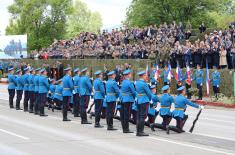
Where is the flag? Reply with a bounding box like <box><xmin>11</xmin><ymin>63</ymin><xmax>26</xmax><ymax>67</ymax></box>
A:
<box><xmin>154</xmin><ymin>63</ymin><xmax>160</xmax><ymax>82</ymax></box>
<box><xmin>206</xmin><ymin>62</ymin><xmax>210</xmax><ymax>96</ymax></box>
<box><xmin>186</xmin><ymin>64</ymin><xmax>191</xmax><ymax>85</ymax></box>
<box><xmin>175</xmin><ymin>64</ymin><xmax>181</xmax><ymax>81</ymax></box>
<box><xmin>167</xmin><ymin>63</ymin><xmax>172</xmax><ymax>81</ymax></box>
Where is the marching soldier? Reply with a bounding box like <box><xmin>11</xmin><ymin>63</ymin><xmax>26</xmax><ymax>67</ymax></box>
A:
<box><xmin>211</xmin><ymin>66</ymin><xmax>221</xmax><ymax>100</ymax></box>
<box><xmin>194</xmin><ymin>64</ymin><xmax>204</xmax><ymax>100</ymax></box>
<box><xmin>22</xmin><ymin>67</ymin><xmax>30</xmax><ymax>111</ymax></box>
<box><xmin>15</xmin><ymin>69</ymin><xmax>23</xmax><ymax>110</ymax></box>
<box><xmin>105</xmin><ymin>71</ymin><xmax>120</xmax><ymax>130</ymax></box>
<box><xmin>62</xmin><ymin>67</ymin><xmax>74</xmax><ymax>121</ymax></box>
<box><xmin>28</xmin><ymin>68</ymin><xmax>35</xmax><ymax>113</ymax></box>
<box><xmin>167</xmin><ymin>86</ymin><xmax>204</xmax><ymax>134</ymax></box>
<box><xmin>135</xmin><ymin>70</ymin><xmax>152</xmax><ymax>136</ymax></box>
<box><xmin>48</xmin><ymin>79</ymin><xmax>56</xmax><ymax>111</ymax></box>
<box><xmin>150</xmin><ymin>85</ymin><xmax>174</xmax><ymax>131</ymax></box>
<box><xmin>120</xmin><ymin>69</ymin><xmax>136</xmax><ymax>133</ymax></box>
<box><xmin>8</xmin><ymin>66</ymin><xmax>17</xmax><ymax>108</ymax></box>
<box><xmin>34</xmin><ymin>68</ymin><xmax>41</xmax><ymax>115</ymax></box>
<box><xmin>38</xmin><ymin>68</ymin><xmax>49</xmax><ymax>116</ymax></box>
<box><xmin>93</xmin><ymin>70</ymin><xmax>105</xmax><ymax>128</ymax></box>
<box><xmin>73</xmin><ymin>68</ymin><xmax>81</xmax><ymax>117</ymax></box>
<box><xmin>79</xmin><ymin>68</ymin><xmax>92</xmax><ymax>124</ymax></box>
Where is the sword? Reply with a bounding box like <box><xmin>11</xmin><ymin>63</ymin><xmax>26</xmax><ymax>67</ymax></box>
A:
<box><xmin>189</xmin><ymin>109</ymin><xmax>202</xmax><ymax>133</ymax></box>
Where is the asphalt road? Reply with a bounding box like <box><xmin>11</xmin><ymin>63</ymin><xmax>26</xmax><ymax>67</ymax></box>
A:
<box><xmin>0</xmin><ymin>87</ymin><xmax>235</xmax><ymax>155</ymax></box>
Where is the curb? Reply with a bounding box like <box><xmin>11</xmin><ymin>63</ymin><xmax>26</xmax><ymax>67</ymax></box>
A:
<box><xmin>192</xmin><ymin>100</ymin><xmax>235</xmax><ymax>108</ymax></box>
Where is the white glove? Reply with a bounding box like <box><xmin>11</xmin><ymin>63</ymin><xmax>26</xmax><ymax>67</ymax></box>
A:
<box><xmin>200</xmin><ymin>105</ymin><xmax>204</xmax><ymax>109</ymax></box>
<box><xmin>217</xmin><ymin>85</ymin><xmax>219</xmax><ymax>88</ymax></box>
<box><xmin>200</xmin><ymin>83</ymin><xmax>203</xmax><ymax>86</ymax></box>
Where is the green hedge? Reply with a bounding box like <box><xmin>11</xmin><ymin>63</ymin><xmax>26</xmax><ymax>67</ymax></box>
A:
<box><xmin>20</xmin><ymin>59</ymin><xmax>234</xmax><ymax>97</ymax></box>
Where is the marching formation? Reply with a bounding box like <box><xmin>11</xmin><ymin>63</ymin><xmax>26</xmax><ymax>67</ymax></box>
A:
<box><xmin>7</xmin><ymin>64</ymin><xmax>219</xmax><ymax>137</ymax></box>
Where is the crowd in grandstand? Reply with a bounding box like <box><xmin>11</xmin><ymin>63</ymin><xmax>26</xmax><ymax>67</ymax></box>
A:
<box><xmin>31</xmin><ymin>22</ymin><xmax>235</xmax><ymax>69</ymax></box>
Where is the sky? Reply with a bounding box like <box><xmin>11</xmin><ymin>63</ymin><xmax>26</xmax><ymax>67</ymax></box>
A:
<box><xmin>0</xmin><ymin>0</ymin><xmax>132</xmax><ymax>35</ymax></box>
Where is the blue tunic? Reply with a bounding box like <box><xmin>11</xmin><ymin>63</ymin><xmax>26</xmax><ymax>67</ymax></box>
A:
<box><xmin>93</xmin><ymin>78</ymin><xmax>105</xmax><ymax>100</ymax></box>
<box><xmin>16</xmin><ymin>75</ymin><xmax>24</xmax><ymax>91</ymax></box>
<box><xmin>34</xmin><ymin>74</ymin><xmax>40</xmax><ymax>93</ymax></box>
<box><xmin>22</xmin><ymin>73</ymin><xmax>30</xmax><ymax>91</ymax></box>
<box><xmin>194</xmin><ymin>70</ymin><xmax>204</xmax><ymax>85</ymax></box>
<box><xmin>38</xmin><ymin>75</ymin><xmax>49</xmax><ymax>94</ymax></box>
<box><xmin>54</xmin><ymin>84</ymin><xmax>63</xmax><ymax>101</ymax></box>
<box><xmin>159</xmin><ymin>93</ymin><xmax>174</xmax><ymax>116</ymax></box>
<box><xmin>28</xmin><ymin>74</ymin><xmax>35</xmax><ymax>91</ymax></box>
<box><xmin>211</xmin><ymin>71</ymin><xmax>220</xmax><ymax>86</ymax></box>
<box><xmin>73</xmin><ymin>75</ymin><xmax>80</xmax><ymax>94</ymax></box>
<box><xmin>79</xmin><ymin>75</ymin><xmax>92</xmax><ymax>96</ymax></box>
<box><xmin>105</xmin><ymin>79</ymin><xmax>120</xmax><ymax>102</ymax></box>
<box><xmin>8</xmin><ymin>74</ymin><xmax>17</xmax><ymax>90</ymax></box>
<box><xmin>148</xmin><ymin>94</ymin><xmax>160</xmax><ymax>116</ymax></box>
<box><xmin>120</xmin><ymin>79</ymin><xmax>136</xmax><ymax>103</ymax></box>
<box><xmin>49</xmin><ymin>84</ymin><xmax>56</xmax><ymax>99</ymax></box>
<box><xmin>62</xmin><ymin>74</ymin><xmax>74</xmax><ymax>97</ymax></box>
<box><xmin>135</xmin><ymin>79</ymin><xmax>152</xmax><ymax>104</ymax></box>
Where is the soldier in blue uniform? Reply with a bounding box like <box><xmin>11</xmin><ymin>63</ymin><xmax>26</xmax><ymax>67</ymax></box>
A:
<box><xmin>54</xmin><ymin>79</ymin><xmax>63</xmax><ymax>110</ymax></box>
<box><xmin>28</xmin><ymin>68</ymin><xmax>35</xmax><ymax>113</ymax></box>
<box><xmin>150</xmin><ymin>85</ymin><xmax>174</xmax><ymax>131</ymax></box>
<box><xmin>62</xmin><ymin>67</ymin><xmax>74</xmax><ymax>121</ymax></box>
<box><xmin>73</xmin><ymin>68</ymin><xmax>81</xmax><ymax>117</ymax></box>
<box><xmin>160</xmin><ymin>65</ymin><xmax>172</xmax><ymax>86</ymax></box>
<box><xmin>105</xmin><ymin>70</ymin><xmax>120</xmax><ymax>130</ymax></box>
<box><xmin>167</xmin><ymin>86</ymin><xmax>203</xmax><ymax>134</ymax></box>
<box><xmin>130</xmin><ymin>101</ymin><xmax>137</xmax><ymax>125</ymax></box>
<box><xmin>38</xmin><ymin>68</ymin><xmax>49</xmax><ymax>116</ymax></box>
<box><xmin>193</xmin><ymin>64</ymin><xmax>204</xmax><ymax>100</ymax></box>
<box><xmin>120</xmin><ymin>69</ymin><xmax>136</xmax><ymax>133</ymax></box>
<box><xmin>135</xmin><ymin>70</ymin><xmax>152</xmax><ymax>136</ymax></box>
<box><xmin>48</xmin><ymin>79</ymin><xmax>56</xmax><ymax>111</ymax></box>
<box><xmin>22</xmin><ymin>67</ymin><xmax>30</xmax><ymax>111</ymax></box>
<box><xmin>146</xmin><ymin>85</ymin><xmax>160</xmax><ymax>127</ymax></box>
<box><xmin>79</xmin><ymin>68</ymin><xmax>92</xmax><ymax>124</ymax></box>
<box><xmin>15</xmin><ymin>69</ymin><xmax>23</xmax><ymax>110</ymax></box>
<box><xmin>211</xmin><ymin>66</ymin><xmax>221</xmax><ymax>100</ymax></box>
<box><xmin>93</xmin><ymin>70</ymin><xmax>105</xmax><ymax>128</ymax></box>
<box><xmin>33</xmin><ymin>68</ymin><xmax>41</xmax><ymax>115</ymax></box>
<box><xmin>8</xmin><ymin>67</ymin><xmax>17</xmax><ymax>108</ymax></box>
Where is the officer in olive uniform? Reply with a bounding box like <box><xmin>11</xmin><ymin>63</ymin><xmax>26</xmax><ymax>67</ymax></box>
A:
<box><xmin>93</xmin><ymin>70</ymin><xmax>105</xmax><ymax>128</ymax></box>
<box><xmin>79</xmin><ymin>68</ymin><xmax>92</xmax><ymax>124</ymax></box>
<box><xmin>120</xmin><ymin>69</ymin><xmax>136</xmax><ymax>133</ymax></box>
<box><xmin>28</xmin><ymin>68</ymin><xmax>35</xmax><ymax>113</ymax></box>
<box><xmin>38</xmin><ymin>68</ymin><xmax>49</xmax><ymax>116</ymax></box>
<box><xmin>15</xmin><ymin>69</ymin><xmax>23</xmax><ymax>110</ymax></box>
<box><xmin>167</xmin><ymin>86</ymin><xmax>203</xmax><ymax>134</ymax></box>
<box><xmin>211</xmin><ymin>66</ymin><xmax>221</xmax><ymax>100</ymax></box>
<box><xmin>22</xmin><ymin>67</ymin><xmax>30</xmax><ymax>111</ymax></box>
<box><xmin>73</xmin><ymin>68</ymin><xmax>81</xmax><ymax>117</ymax></box>
<box><xmin>62</xmin><ymin>67</ymin><xmax>74</xmax><ymax>121</ymax></box>
<box><xmin>105</xmin><ymin>71</ymin><xmax>120</xmax><ymax>130</ymax></box>
<box><xmin>135</xmin><ymin>70</ymin><xmax>152</xmax><ymax>136</ymax></box>
<box><xmin>194</xmin><ymin>64</ymin><xmax>204</xmax><ymax>100</ymax></box>
<box><xmin>8</xmin><ymin>67</ymin><xmax>17</xmax><ymax>108</ymax></box>
<box><xmin>34</xmin><ymin>68</ymin><xmax>41</xmax><ymax>115</ymax></box>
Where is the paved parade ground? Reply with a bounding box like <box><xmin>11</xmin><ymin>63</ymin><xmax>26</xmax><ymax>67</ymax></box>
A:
<box><xmin>0</xmin><ymin>85</ymin><xmax>235</xmax><ymax>155</ymax></box>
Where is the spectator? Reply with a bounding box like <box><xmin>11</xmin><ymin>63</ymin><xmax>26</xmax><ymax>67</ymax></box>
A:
<box><xmin>220</xmin><ymin>46</ymin><xmax>227</xmax><ymax>69</ymax></box>
<box><xmin>199</xmin><ymin>23</ymin><xmax>206</xmax><ymax>33</ymax></box>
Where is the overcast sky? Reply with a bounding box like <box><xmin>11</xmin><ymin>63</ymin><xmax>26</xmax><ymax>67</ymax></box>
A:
<box><xmin>0</xmin><ymin>0</ymin><xmax>132</xmax><ymax>35</ymax></box>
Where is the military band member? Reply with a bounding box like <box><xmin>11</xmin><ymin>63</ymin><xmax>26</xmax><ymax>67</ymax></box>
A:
<box><xmin>105</xmin><ymin>71</ymin><xmax>120</xmax><ymax>130</ymax></box>
<box><xmin>62</xmin><ymin>67</ymin><xmax>73</xmax><ymax>121</ymax></box>
<box><xmin>120</xmin><ymin>69</ymin><xmax>136</xmax><ymax>133</ymax></box>
<box><xmin>22</xmin><ymin>67</ymin><xmax>30</xmax><ymax>111</ymax></box>
<box><xmin>34</xmin><ymin>68</ymin><xmax>41</xmax><ymax>115</ymax></box>
<box><xmin>93</xmin><ymin>70</ymin><xmax>105</xmax><ymax>128</ymax></box>
<box><xmin>135</xmin><ymin>70</ymin><xmax>152</xmax><ymax>136</ymax></box>
<box><xmin>194</xmin><ymin>64</ymin><xmax>204</xmax><ymax>100</ymax></box>
<box><xmin>150</xmin><ymin>85</ymin><xmax>174</xmax><ymax>131</ymax></box>
<box><xmin>28</xmin><ymin>68</ymin><xmax>35</xmax><ymax>113</ymax></box>
<box><xmin>15</xmin><ymin>69</ymin><xmax>23</xmax><ymax>110</ymax></box>
<box><xmin>79</xmin><ymin>68</ymin><xmax>92</xmax><ymax>124</ymax></box>
<box><xmin>211</xmin><ymin>66</ymin><xmax>221</xmax><ymax>100</ymax></box>
<box><xmin>8</xmin><ymin>66</ymin><xmax>16</xmax><ymax>108</ymax></box>
<box><xmin>38</xmin><ymin>68</ymin><xmax>49</xmax><ymax>116</ymax></box>
<box><xmin>73</xmin><ymin>68</ymin><xmax>81</xmax><ymax>117</ymax></box>
<box><xmin>167</xmin><ymin>86</ymin><xmax>203</xmax><ymax>134</ymax></box>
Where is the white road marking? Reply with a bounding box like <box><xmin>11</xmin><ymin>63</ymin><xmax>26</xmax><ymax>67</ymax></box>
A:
<box><xmin>148</xmin><ymin>136</ymin><xmax>235</xmax><ymax>155</ymax></box>
<box><xmin>0</xmin><ymin>128</ymin><xmax>30</xmax><ymax>140</ymax></box>
<box><xmin>201</xmin><ymin>118</ymin><xmax>235</xmax><ymax>124</ymax></box>
<box><xmin>191</xmin><ymin>132</ymin><xmax>235</xmax><ymax>142</ymax></box>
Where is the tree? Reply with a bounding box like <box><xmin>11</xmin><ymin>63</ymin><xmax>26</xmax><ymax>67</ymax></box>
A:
<box><xmin>66</xmin><ymin>0</ymin><xmax>102</xmax><ymax>38</ymax></box>
<box><xmin>6</xmin><ymin>0</ymin><xmax>73</xmax><ymax>51</ymax></box>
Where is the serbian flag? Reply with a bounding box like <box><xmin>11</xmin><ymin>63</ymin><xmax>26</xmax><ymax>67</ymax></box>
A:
<box><xmin>146</xmin><ymin>64</ymin><xmax>150</xmax><ymax>79</ymax></box>
<box><xmin>186</xmin><ymin>64</ymin><xmax>191</xmax><ymax>85</ymax></box>
<box><xmin>154</xmin><ymin>64</ymin><xmax>160</xmax><ymax>82</ymax></box>
<box><xmin>167</xmin><ymin>63</ymin><xmax>172</xmax><ymax>81</ymax></box>
<box><xmin>206</xmin><ymin>62</ymin><xmax>210</xmax><ymax>96</ymax></box>
<box><xmin>175</xmin><ymin>64</ymin><xmax>181</xmax><ymax>81</ymax></box>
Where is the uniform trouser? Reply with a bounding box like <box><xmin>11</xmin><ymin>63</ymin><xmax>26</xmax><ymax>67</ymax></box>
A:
<box><xmin>136</xmin><ymin>103</ymin><xmax>148</xmax><ymax>133</ymax></box>
<box><xmin>213</xmin><ymin>86</ymin><xmax>220</xmax><ymax>98</ymax></box>
<box><xmin>94</xmin><ymin>99</ymin><xmax>103</xmax><ymax>124</ymax></box>
<box><xmin>63</xmin><ymin>96</ymin><xmax>71</xmax><ymax>119</ymax></box>
<box><xmin>151</xmin><ymin>114</ymin><xmax>172</xmax><ymax>130</ymax></box>
<box><xmin>39</xmin><ymin>93</ymin><xmax>47</xmax><ymax>115</ymax></box>
<box><xmin>169</xmin><ymin>115</ymin><xmax>188</xmax><ymax>133</ymax></box>
<box><xmin>120</xmin><ymin>102</ymin><xmax>132</xmax><ymax>130</ymax></box>
<box><xmin>130</xmin><ymin>110</ymin><xmax>137</xmax><ymax>124</ymax></box>
<box><xmin>186</xmin><ymin>83</ymin><xmax>192</xmax><ymax>99</ymax></box>
<box><xmin>80</xmin><ymin>95</ymin><xmax>90</xmax><ymax>122</ymax></box>
<box><xmin>34</xmin><ymin>92</ymin><xmax>39</xmax><ymax>114</ymax></box>
<box><xmin>106</xmin><ymin>102</ymin><xmax>116</xmax><ymax>128</ymax></box>
<box><xmin>101</xmin><ymin>107</ymin><xmax>106</xmax><ymax>118</ymax></box>
<box><xmin>8</xmin><ymin>89</ymin><xmax>15</xmax><ymax>108</ymax></box>
<box><xmin>16</xmin><ymin>90</ymin><xmax>23</xmax><ymax>109</ymax></box>
<box><xmin>29</xmin><ymin>91</ymin><xmax>35</xmax><ymax>112</ymax></box>
<box><xmin>23</xmin><ymin>91</ymin><xmax>30</xmax><ymax>111</ymax></box>
<box><xmin>73</xmin><ymin>94</ymin><xmax>80</xmax><ymax>116</ymax></box>
<box><xmin>147</xmin><ymin>111</ymin><xmax>158</xmax><ymax>124</ymax></box>
<box><xmin>197</xmin><ymin>84</ymin><xmax>203</xmax><ymax>99</ymax></box>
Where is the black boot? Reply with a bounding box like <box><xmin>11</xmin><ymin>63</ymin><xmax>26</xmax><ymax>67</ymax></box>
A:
<box><xmin>40</xmin><ymin>106</ymin><xmax>48</xmax><ymax>117</ymax></box>
<box><xmin>34</xmin><ymin>104</ymin><xmax>38</xmax><ymax>115</ymax></box>
<box><xmin>24</xmin><ymin>102</ymin><xmax>28</xmax><ymax>112</ymax></box>
<box><xmin>63</xmin><ymin>109</ymin><xmax>71</xmax><ymax>121</ymax></box>
<box><xmin>94</xmin><ymin>122</ymin><xmax>103</xmax><ymax>128</ymax></box>
<box><xmin>107</xmin><ymin>118</ymin><xmax>117</xmax><ymax>130</ymax></box>
<box><xmin>81</xmin><ymin>112</ymin><xmax>91</xmax><ymax>124</ymax></box>
<box><xmin>166</xmin><ymin>125</ymin><xmax>170</xmax><ymax>134</ymax></box>
<box><xmin>123</xmin><ymin>121</ymin><xmax>133</xmax><ymax>133</ymax></box>
<box><xmin>150</xmin><ymin>123</ymin><xmax>155</xmax><ymax>131</ymax></box>
<box><xmin>136</xmin><ymin>122</ymin><xmax>149</xmax><ymax>136</ymax></box>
